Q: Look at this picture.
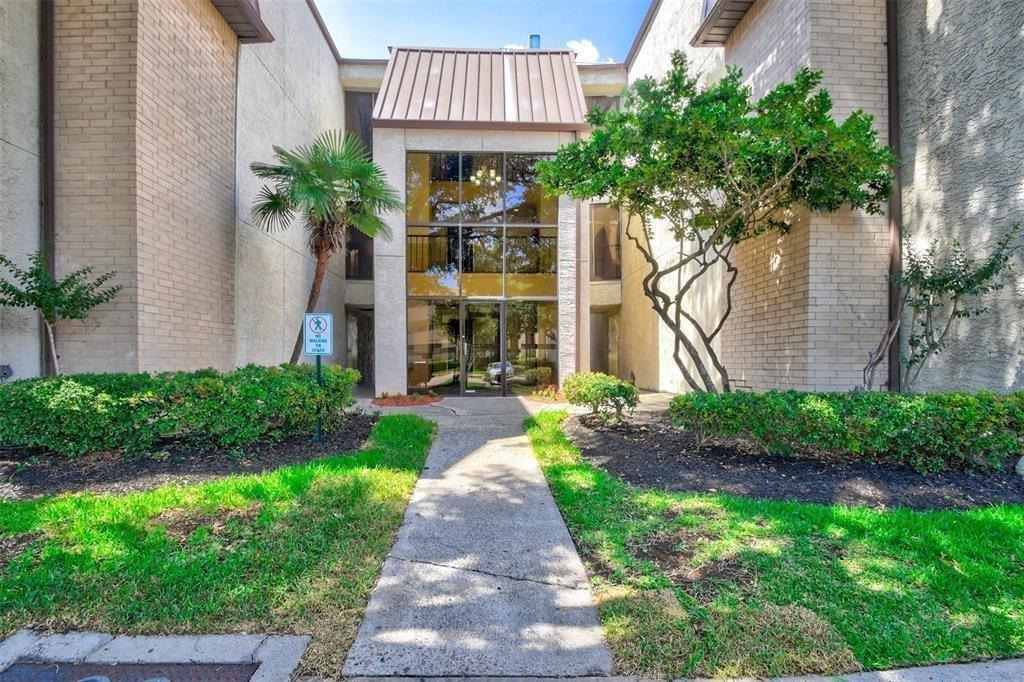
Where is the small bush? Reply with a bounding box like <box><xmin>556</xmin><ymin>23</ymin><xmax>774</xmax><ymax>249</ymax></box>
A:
<box><xmin>524</xmin><ymin>365</ymin><xmax>554</xmax><ymax>386</ymax></box>
<box><xmin>670</xmin><ymin>390</ymin><xmax>1024</xmax><ymax>473</ymax></box>
<box><xmin>0</xmin><ymin>364</ymin><xmax>359</xmax><ymax>457</ymax></box>
<box><xmin>564</xmin><ymin>372</ymin><xmax>639</xmax><ymax>419</ymax></box>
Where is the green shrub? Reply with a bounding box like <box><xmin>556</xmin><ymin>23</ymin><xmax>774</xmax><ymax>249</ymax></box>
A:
<box><xmin>669</xmin><ymin>390</ymin><xmax>1024</xmax><ymax>473</ymax></box>
<box><xmin>564</xmin><ymin>372</ymin><xmax>639</xmax><ymax>419</ymax></box>
<box><xmin>0</xmin><ymin>364</ymin><xmax>359</xmax><ymax>457</ymax></box>
<box><xmin>524</xmin><ymin>365</ymin><xmax>554</xmax><ymax>386</ymax></box>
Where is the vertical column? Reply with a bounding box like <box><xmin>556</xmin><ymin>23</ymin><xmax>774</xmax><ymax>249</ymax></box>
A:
<box><xmin>577</xmin><ymin>199</ymin><xmax>591</xmax><ymax>374</ymax></box>
<box><xmin>373</xmin><ymin>128</ymin><xmax>407</xmax><ymax>396</ymax></box>
<box><xmin>557</xmin><ymin>194</ymin><xmax>578</xmax><ymax>385</ymax></box>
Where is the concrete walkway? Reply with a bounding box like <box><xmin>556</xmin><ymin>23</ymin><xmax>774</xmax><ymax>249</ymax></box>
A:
<box><xmin>343</xmin><ymin>397</ymin><xmax>612</xmax><ymax>677</ymax></box>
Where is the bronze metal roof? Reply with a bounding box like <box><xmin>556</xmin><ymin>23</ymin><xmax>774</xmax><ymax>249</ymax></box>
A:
<box><xmin>372</xmin><ymin>47</ymin><xmax>589</xmax><ymax>131</ymax></box>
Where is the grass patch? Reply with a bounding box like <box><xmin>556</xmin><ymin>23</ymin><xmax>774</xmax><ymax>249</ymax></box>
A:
<box><xmin>0</xmin><ymin>413</ymin><xmax>436</xmax><ymax>678</ymax></box>
<box><xmin>526</xmin><ymin>410</ymin><xmax>1024</xmax><ymax>678</ymax></box>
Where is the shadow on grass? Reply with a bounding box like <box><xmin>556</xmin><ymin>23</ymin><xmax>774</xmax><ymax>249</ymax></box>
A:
<box><xmin>0</xmin><ymin>414</ymin><xmax>436</xmax><ymax>678</ymax></box>
<box><xmin>525</xmin><ymin>411</ymin><xmax>1024</xmax><ymax>678</ymax></box>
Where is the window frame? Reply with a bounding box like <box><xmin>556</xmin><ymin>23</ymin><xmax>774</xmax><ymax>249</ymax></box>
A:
<box><xmin>405</xmin><ymin>150</ymin><xmax>559</xmax><ymax>302</ymax></box>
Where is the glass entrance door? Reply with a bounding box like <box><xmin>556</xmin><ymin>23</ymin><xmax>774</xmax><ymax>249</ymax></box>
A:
<box><xmin>462</xmin><ymin>302</ymin><xmax>503</xmax><ymax>396</ymax></box>
<box><xmin>408</xmin><ymin>299</ymin><xmax>557</xmax><ymax>398</ymax></box>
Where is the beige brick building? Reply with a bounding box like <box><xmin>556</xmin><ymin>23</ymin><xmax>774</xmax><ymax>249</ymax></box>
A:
<box><xmin>2</xmin><ymin>0</ymin><xmax>1020</xmax><ymax>395</ymax></box>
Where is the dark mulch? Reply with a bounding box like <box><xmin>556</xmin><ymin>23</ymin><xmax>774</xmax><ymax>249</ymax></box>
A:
<box><xmin>0</xmin><ymin>413</ymin><xmax>377</xmax><ymax>501</ymax></box>
<box><xmin>564</xmin><ymin>412</ymin><xmax>1024</xmax><ymax>510</ymax></box>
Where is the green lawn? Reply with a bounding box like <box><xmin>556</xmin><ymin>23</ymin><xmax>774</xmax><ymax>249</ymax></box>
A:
<box><xmin>526</xmin><ymin>411</ymin><xmax>1024</xmax><ymax>678</ymax></box>
<box><xmin>0</xmin><ymin>414</ymin><xmax>435</xmax><ymax>678</ymax></box>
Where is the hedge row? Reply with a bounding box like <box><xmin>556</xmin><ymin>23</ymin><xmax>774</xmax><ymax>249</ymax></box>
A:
<box><xmin>0</xmin><ymin>364</ymin><xmax>360</xmax><ymax>457</ymax></box>
<box><xmin>670</xmin><ymin>390</ymin><xmax>1024</xmax><ymax>473</ymax></box>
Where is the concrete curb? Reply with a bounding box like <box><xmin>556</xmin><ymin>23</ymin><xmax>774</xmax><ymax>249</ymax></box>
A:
<box><xmin>343</xmin><ymin>657</ymin><xmax>1024</xmax><ymax>681</ymax></box>
<box><xmin>0</xmin><ymin>630</ymin><xmax>309</xmax><ymax>679</ymax></box>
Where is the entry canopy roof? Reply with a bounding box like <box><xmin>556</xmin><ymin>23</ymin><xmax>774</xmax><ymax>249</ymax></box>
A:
<box><xmin>372</xmin><ymin>47</ymin><xmax>589</xmax><ymax>131</ymax></box>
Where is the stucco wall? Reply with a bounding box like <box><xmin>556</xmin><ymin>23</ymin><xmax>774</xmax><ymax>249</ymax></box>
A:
<box><xmin>628</xmin><ymin>0</ymin><xmax>724</xmax><ymax>85</ymax></box>
<box><xmin>372</xmin><ymin>128</ymin><xmax>581</xmax><ymax>396</ymax></box>
<box><xmin>135</xmin><ymin>0</ymin><xmax>238</xmax><ymax>372</ymax></box>
<box><xmin>0</xmin><ymin>0</ymin><xmax>42</xmax><ymax>380</ymax></box>
<box><xmin>234</xmin><ymin>0</ymin><xmax>347</xmax><ymax>367</ymax></box>
<box><xmin>897</xmin><ymin>0</ymin><xmax>1024</xmax><ymax>391</ymax></box>
<box><xmin>623</xmin><ymin>0</ymin><xmax>725</xmax><ymax>393</ymax></box>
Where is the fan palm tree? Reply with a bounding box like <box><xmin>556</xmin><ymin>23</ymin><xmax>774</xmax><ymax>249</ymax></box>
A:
<box><xmin>250</xmin><ymin>131</ymin><xmax>401</xmax><ymax>365</ymax></box>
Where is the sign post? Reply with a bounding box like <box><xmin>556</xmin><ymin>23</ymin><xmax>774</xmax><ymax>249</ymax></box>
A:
<box><xmin>303</xmin><ymin>313</ymin><xmax>333</xmax><ymax>444</ymax></box>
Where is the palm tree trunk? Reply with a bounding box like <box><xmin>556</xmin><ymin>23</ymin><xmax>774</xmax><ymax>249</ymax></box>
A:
<box><xmin>289</xmin><ymin>244</ymin><xmax>332</xmax><ymax>365</ymax></box>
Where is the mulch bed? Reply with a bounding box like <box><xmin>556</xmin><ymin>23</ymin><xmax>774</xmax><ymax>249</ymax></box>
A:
<box><xmin>564</xmin><ymin>412</ymin><xmax>1024</xmax><ymax>510</ymax></box>
<box><xmin>372</xmin><ymin>393</ymin><xmax>443</xmax><ymax>407</ymax></box>
<box><xmin>0</xmin><ymin>413</ymin><xmax>377</xmax><ymax>501</ymax></box>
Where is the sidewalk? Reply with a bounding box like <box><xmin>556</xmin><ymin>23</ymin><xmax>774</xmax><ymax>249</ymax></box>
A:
<box><xmin>343</xmin><ymin>397</ymin><xmax>612</xmax><ymax>677</ymax></box>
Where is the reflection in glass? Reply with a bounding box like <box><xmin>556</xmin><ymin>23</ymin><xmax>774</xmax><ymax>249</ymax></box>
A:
<box><xmin>590</xmin><ymin>203</ymin><xmax>622</xmax><ymax>280</ymax></box>
<box><xmin>407</xmin><ymin>300</ymin><xmax>460</xmax><ymax>395</ymax></box>
<box><xmin>505</xmin><ymin>227</ymin><xmax>557</xmax><ymax>297</ymax></box>
<box><xmin>506</xmin><ymin>154</ymin><xmax>557</xmax><ymax>224</ymax></box>
<box><xmin>506</xmin><ymin>302</ymin><xmax>558</xmax><ymax>394</ymax></box>
<box><xmin>407</xmin><ymin>152</ymin><xmax>460</xmax><ymax>223</ymax></box>
<box><xmin>464</xmin><ymin>303</ymin><xmax>502</xmax><ymax>395</ymax></box>
<box><xmin>460</xmin><ymin>154</ymin><xmax>504</xmax><ymax>223</ymax></box>
<box><xmin>407</xmin><ymin>226</ymin><xmax>458</xmax><ymax>296</ymax></box>
<box><xmin>461</xmin><ymin>226</ymin><xmax>503</xmax><ymax>296</ymax></box>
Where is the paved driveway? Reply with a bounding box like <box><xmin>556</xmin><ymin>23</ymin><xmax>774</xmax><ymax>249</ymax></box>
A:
<box><xmin>343</xmin><ymin>397</ymin><xmax>612</xmax><ymax>677</ymax></box>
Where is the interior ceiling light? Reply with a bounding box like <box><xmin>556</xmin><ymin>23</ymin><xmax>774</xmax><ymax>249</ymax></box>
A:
<box><xmin>471</xmin><ymin>168</ymin><xmax>501</xmax><ymax>187</ymax></box>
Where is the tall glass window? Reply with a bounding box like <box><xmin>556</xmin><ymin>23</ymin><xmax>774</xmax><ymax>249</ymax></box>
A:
<box><xmin>406</xmin><ymin>152</ymin><xmax>559</xmax><ymax>395</ymax></box>
<box><xmin>405</xmin><ymin>152</ymin><xmax>557</xmax><ymax>298</ymax></box>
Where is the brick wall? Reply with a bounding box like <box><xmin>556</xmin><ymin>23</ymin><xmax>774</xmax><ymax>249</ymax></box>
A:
<box><xmin>135</xmin><ymin>0</ymin><xmax>237</xmax><ymax>371</ymax></box>
<box><xmin>53</xmin><ymin>0</ymin><xmax>140</xmax><ymax>373</ymax></box>
<box><xmin>720</xmin><ymin>0</ymin><xmax>890</xmax><ymax>392</ymax></box>
<box><xmin>805</xmin><ymin>0</ymin><xmax>889</xmax><ymax>390</ymax></box>
<box><xmin>52</xmin><ymin>0</ymin><xmax>238</xmax><ymax>373</ymax></box>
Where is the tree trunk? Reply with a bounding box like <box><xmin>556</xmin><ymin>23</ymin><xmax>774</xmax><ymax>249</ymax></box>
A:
<box><xmin>42</xmin><ymin>316</ymin><xmax>60</xmax><ymax>375</ymax></box>
<box><xmin>289</xmin><ymin>244</ymin><xmax>332</xmax><ymax>365</ymax></box>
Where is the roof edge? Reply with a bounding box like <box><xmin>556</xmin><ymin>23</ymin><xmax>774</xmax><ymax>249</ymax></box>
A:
<box><xmin>385</xmin><ymin>45</ymin><xmax>581</xmax><ymax>56</ymax></box>
<box><xmin>691</xmin><ymin>0</ymin><xmax>756</xmax><ymax>48</ymax></box>
<box><xmin>372</xmin><ymin>118</ymin><xmax>589</xmax><ymax>133</ymax></box>
<box><xmin>305</xmin><ymin>0</ymin><xmax>342</xmax><ymax>63</ymax></box>
<box><xmin>210</xmin><ymin>0</ymin><xmax>274</xmax><ymax>43</ymax></box>
<box><xmin>624</xmin><ymin>0</ymin><xmax>663</xmax><ymax>71</ymax></box>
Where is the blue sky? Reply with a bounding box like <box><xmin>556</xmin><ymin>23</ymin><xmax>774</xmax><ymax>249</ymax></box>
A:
<box><xmin>313</xmin><ymin>0</ymin><xmax>651</xmax><ymax>62</ymax></box>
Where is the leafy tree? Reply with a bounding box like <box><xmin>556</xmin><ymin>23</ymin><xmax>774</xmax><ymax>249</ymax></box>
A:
<box><xmin>251</xmin><ymin>131</ymin><xmax>402</xmax><ymax>364</ymax></box>
<box><xmin>863</xmin><ymin>223</ymin><xmax>1020</xmax><ymax>391</ymax></box>
<box><xmin>538</xmin><ymin>52</ymin><xmax>895</xmax><ymax>392</ymax></box>
<box><xmin>0</xmin><ymin>243</ymin><xmax>121</xmax><ymax>374</ymax></box>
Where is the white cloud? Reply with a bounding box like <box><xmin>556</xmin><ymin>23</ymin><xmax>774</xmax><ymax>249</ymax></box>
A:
<box><xmin>565</xmin><ymin>38</ymin><xmax>614</xmax><ymax>64</ymax></box>
<box><xmin>503</xmin><ymin>43</ymin><xmax>526</xmax><ymax>50</ymax></box>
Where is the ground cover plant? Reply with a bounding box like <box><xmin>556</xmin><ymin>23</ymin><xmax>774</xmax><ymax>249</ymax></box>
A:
<box><xmin>670</xmin><ymin>390</ymin><xmax>1024</xmax><ymax>474</ymax></box>
<box><xmin>372</xmin><ymin>391</ymin><xmax>442</xmax><ymax>407</ymax></box>
<box><xmin>526</xmin><ymin>411</ymin><xmax>1024</xmax><ymax>678</ymax></box>
<box><xmin>0</xmin><ymin>414</ymin><xmax>435</xmax><ymax>678</ymax></box>
<box><xmin>0</xmin><ymin>364</ymin><xmax>359</xmax><ymax>458</ymax></box>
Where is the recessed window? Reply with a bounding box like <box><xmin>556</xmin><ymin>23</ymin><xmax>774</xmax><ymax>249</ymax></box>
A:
<box><xmin>590</xmin><ymin>204</ymin><xmax>622</xmax><ymax>281</ymax></box>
